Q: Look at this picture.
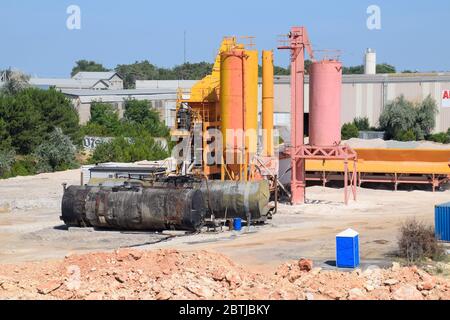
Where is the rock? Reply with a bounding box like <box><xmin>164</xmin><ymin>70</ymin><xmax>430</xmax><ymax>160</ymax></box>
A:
<box><xmin>114</xmin><ymin>273</ymin><xmax>128</xmax><ymax>283</ymax></box>
<box><xmin>384</xmin><ymin>279</ymin><xmax>399</xmax><ymax>286</ymax></box>
<box><xmin>212</xmin><ymin>268</ymin><xmax>227</xmax><ymax>281</ymax></box>
<box><xmin>37</xmin><ymin>280</ymin><xmax>63</xmax><ymax>295</ymax></box>
<box><xmin>418</xmin><ymin>281</ymin><xmax>435</xmax><ymax>291</ymax></box>
<box><xmin>298</xmin><ymin>259</ymin><xmax>313</xmax><ymax>272</ymax></box>
<box><xmin>288</xmin><ymin>270</ymin><xmax>302</xmax><ymax>283</ymax></box>
<box><xmin>305</xmin><ymin>292</ymin><xmax>315</xmax><ymax>300</ymax></box>
<box><xmin>186</xmin><ymin>284</ymin><xmax>213</xmax><ymax>299</ymax></box>
<box><xmin>392</xmin><ymin>285</ymin><xmax>423</xmax><ymax>300</ymax></box>
<box><xmin>325</xmin><ymin>289</ymin><xmax>344</xmax><ymax>300</ymax></box>
<box><xmin>129</xmin><ymin>251</ymin><xmax>143</xmax><ymax>261</ymax></box>
<box><xmin>225</xmin><ymin>271</ymin><xmax>242</xmax><ymax>285</ymax></box>
<box><xmin>156</xmin><ymin>291</ymin><xmax>171</xmax><ymax>300</ymax></box>
<box><xmin>311</xmin><ymin>268</ymin><xmax>322</xmax><ymax>275</ymax></box>
<box><xmin>347</xmin><ymin>288</ymin><xmax>366</xmax><ymax>300</ymax></box>
<box><xmin>364</xmin><ymin>284</ymin><xmax>375</xmax><ymax>292</ymax></box>
<box><xmin>391</xmin><ymin>262</ymin><xmax>401</xmax><ymax>272</ymax></box>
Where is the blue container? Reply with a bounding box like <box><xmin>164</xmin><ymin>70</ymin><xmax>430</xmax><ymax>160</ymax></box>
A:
<box><xmin>435</xmin><ymin>202</ymin><xmax>450</xmax><ymax>242</ymax></box>
<box><xmin>233</xmin><ymin>218</ymin><xmax>242</xmax><ymax>231</ymax></box>
<box><xmin>336</xmin><ymin>229</ymin><xmax>360</xmax><ymax>269</ymax></box>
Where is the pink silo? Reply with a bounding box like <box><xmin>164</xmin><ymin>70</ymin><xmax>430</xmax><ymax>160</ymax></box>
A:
<box><xmin>309</xmin><ymin>60</ymin><xmax>343</xmax><ymax>146</ymax></box>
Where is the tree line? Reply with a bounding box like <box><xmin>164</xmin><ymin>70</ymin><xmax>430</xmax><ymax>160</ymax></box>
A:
<box><xmin>0</xmin><ymin>72</ymin><xmax>171</xmax><ymax>178</ymax></box>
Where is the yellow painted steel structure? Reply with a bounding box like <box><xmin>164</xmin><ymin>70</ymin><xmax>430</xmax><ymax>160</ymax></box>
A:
<box><xmin>306</xmin><ymin>149</ymin><xmax>450</xmax><ymax>175</ymax></box>
<box><xmin>244</xmin><ymin>50</ymin><xmax>259</xmax><ymax>157</ymax></box>
<box><xmin>262</xmin><ymin>50</ymin><xmax>274</xmax><ymax>157</ymax></box>
<box><xmin>175</xmin><ymin>37</ymin><xmax>260</xmax><ymax>181</ymax></box>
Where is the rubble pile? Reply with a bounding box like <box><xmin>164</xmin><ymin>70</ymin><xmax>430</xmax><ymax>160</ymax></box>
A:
<box><xmin>0</xmin><ymin>250</ymin><xmax>449</xmax><ymax>300</ymax></box>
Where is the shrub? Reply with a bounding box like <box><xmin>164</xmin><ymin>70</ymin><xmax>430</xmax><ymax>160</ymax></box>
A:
<box><xmin>33</xmin><ymin>128</ymin><xmax>77</xmax><ymax>172</ymax></box>
<box><xmin>10</xmin><ymin>156</ymin><xmax>37</xmax><ymax>177</ymax></box>
<box><xmin>90</xmin><ymin>131</ymin><xmax>169</xmax><ymax>164</ymax></box>
<box><xmin>0</xmin><ymin>148</ymin><xmax>15</xmax><ymax>178</ymax></box>
<box><xmin>397</xmin><ymin>129</ymin><xmax>417</xmax><ymax>142</ymax></box>
<box><xmin>341</xmin><ymin>123</ymin><xmax>359</xmax><ymax>140</ymax></box>
<box><xmin>353</xmin><ymin>117</ymin><xmax>370</xmax><ymax>131</ymax></box>
<box><xmin>379</xmin><ymin>95</ymin><xmax>438</xmax><ymax>141</ymax></box>
<box><xmin>398</xmin><ymin>219</ymin><xmax>445</xmax><ymax>264</ymax></box>
<box><xmin>428</xmin><ymin>132</ymin><xmax>450</xmax><ymax>144</ymax></box>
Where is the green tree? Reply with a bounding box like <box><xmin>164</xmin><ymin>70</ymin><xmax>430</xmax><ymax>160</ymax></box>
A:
<box><xmin>379</xmin><ymin>95</ymin><xmax>438</xmax><ymax>141</ymax></box>
<box><xmin>341</xmin><ymin>123</ymin><xmax>359</xmax><ymax>140</ymax></box>
<box><xmin>116</xmin><ymin>60</ymin><xmax>160</xmax><ymax>89</ymax></box>
<box><xmin>0</xmin><ymin>69</ymin><xmax>30</xmax><ymax>95</ymax></box>
<box><xmin>379</xmin><ymin>95</ymin><xmax>417</xmax><ymax>140</ymax></box>
<box><xmin>415</xmin><ymin>95</ymin><xmax>438</xmax><ymax>139</ymax></box>
<box><xmin>71</xmin><ymin>60</ymin><xmax>109</xmax><ymax>77</ymax></box>
<box><xmin>376</xmin><ymin>63</ymin><xmax>396</xmax><ymax>74</ymax></box>
<box><xmin>90</xmin><ymin>131</ymin><xmax>169</xmax><ymax>164</ymax></box>
<box><xmin>0</xmin><ymin>88</ymin><xmax>80</xmax><ymax>154</ymax></box>
<box><xmin>88</xmin><ymin>102</ymin><xmax>121</xmax><ymax>135</ymax></box>
<box><xmin>353</xmin><ymin>117</ymin><xmax>370</xmax><ymax>131</ymax></box>
<box><xmin>33</xmin><ymin>128</ymin><xmax>77</xmax><ymax>172</ymax></box>
<box><xmin>123</xmin><ymin>100</ymin><xmax>169</xmax><ymax>137</ymax></box>
<box><xmin>342</xmin><ymin>64</ymin><xmax>396</xmax><ymax>75</ymax></box>
<box><xmin>173</xmin><ymin>62</ymin><xmax>213</xmax><ymax>80</ymax></box>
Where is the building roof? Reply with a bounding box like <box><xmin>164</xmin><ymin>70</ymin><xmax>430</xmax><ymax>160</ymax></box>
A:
<box><xmin>60</xmin><ymin>89</ymin><xmax>177</xmax><ymax>103</ymax></box>
<box><xmin>271</xmin><ymin>72</ymin><xmax>450</xmax><ymax>84</ymax></box>
<box><xmin>72</xmin><ymin>72</ymin><xmax>122</xmax><ymax>81</ymax></box>
<box><xmin>29</xmin><ymin>78</ymin><xmax>108</xmax><ymax>89</ymax></box>
<box><xmin>136</xmin><ymin>80</ymin><xmax>198</xmax><ymax>90</ymax></box>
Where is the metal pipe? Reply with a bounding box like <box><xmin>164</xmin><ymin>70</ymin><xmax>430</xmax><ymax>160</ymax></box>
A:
<box><xmin>262</xmin><ymin>50</ymin><xmax>274</xmax><ymax>157</ymax></box>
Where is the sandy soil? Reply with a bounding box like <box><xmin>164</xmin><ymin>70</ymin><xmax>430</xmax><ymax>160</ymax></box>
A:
<box><xmin>0</xmin><ymin>169</ymin><xmax>448</xmax><ymax>271</ymax></box>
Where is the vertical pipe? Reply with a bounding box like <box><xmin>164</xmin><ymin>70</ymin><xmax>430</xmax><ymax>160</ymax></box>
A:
<box><xmin>245</xmin><ymin>50</ymin><xmax>259</xmax><ymax>157</ymax></box>
<box><xmin>262</xmin><ymin>50</ymin><xmax>274</xmax><ymax>157</ymax></box>
<box><xmin>290</xmin><ymin>27</ymin><xmax>306</xmax><ymax>205</ymax></box>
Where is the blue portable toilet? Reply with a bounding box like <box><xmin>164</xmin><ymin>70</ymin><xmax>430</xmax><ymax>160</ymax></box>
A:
<box><xmin>233</xmin><ymin>218</ymin><xmax>242</xmax><ymax>231</ymax></box>
<box><xmin>435</xmin><ymin>202</ymin><xmax>450</xmax><ymax>242</ymax></box>
<box><xmin>336</xmin><ymin>228</ymin><xmax>360</xmax><ymax>269</ymax></box>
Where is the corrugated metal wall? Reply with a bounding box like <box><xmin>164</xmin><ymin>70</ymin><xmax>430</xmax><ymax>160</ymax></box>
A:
<box><xmin>271</xmin><ymin>78</ymin><xmax>450</xmax><ymax>133</ymax></box>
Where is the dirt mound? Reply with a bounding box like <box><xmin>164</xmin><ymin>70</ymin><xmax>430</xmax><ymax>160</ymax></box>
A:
<box><xmin>0</xmin><ymin>249</ymin><xmax>449</xmax><ymax>300</ymax></box>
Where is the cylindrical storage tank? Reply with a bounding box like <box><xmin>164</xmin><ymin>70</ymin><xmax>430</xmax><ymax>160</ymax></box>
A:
<box><xmin>244</xmin><ymin>50</ymin><xmax>259</xmax><ymax>156</ymax></box>
<box><xmin>61</xmin><ymin>186</ymin><xmax>205</xmax><ymax>231</ymax></box>
<box><xmin>220</xmin><ymin>49</ymin><xmax>245</xmax><ymax>151</ymax></box>
<box><xmin>309</xmin><ymin>60</ymin><xmax>343</xmax><ymax>146</ymax></box>
<box><xmin>364</xmin><ymin>48</ymin><xmax>377</xmax><ymax>75</ymax></box>
<box><xmin>262</xmin><ymin>50</ymin><xmax>274</xmax><ymax>156</ymax></box>
<box><xmin>200</xmin><ymin>180</ymin><xmax>270</xmax><ymax>220</ymax></box>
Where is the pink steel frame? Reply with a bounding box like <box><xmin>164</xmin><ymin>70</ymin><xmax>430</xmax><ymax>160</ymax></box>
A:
<box><xmin>278</xmin><ymin>27</ymin><xmax>314</xmax><ymax>205</ymax></box>
<box><xmin>279</xmin><ymin>27</ymin><xmax>358</xmax><ymax>205</ymax></box>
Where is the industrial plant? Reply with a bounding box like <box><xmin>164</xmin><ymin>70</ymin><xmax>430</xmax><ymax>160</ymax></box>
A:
<box><xmin>1</xmin><ymin>3</ymin><xmax>450</xmax><ymax>305</ymax></box>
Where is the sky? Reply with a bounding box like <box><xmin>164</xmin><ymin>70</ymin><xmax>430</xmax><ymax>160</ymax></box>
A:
<box><xmin>0</xmin><ymin>0</ymin><xmax>449</xmax><ymax>77</ymax></box>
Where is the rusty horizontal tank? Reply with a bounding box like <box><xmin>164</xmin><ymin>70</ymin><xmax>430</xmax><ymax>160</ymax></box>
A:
<box><xmin>200</xmin><ymin>180</ymin><xmax>270</xmax><ymax>221</ymax></box>
<box><xmin>61</xmin><ymin>185</ymin><xmax>205</xmax><ymax>231</ymax></box>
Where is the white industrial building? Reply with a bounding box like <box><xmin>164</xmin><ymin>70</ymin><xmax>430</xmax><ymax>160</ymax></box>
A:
<box><xmin>72</xmin><ymin>72</ymin><xmax>124</xmax><ymax>90</ymax></box>
<box><xmin>136</xmin><ymin>72</ymin><xmax>450</xmax><ymax>134</ymax></box>
<box><xmin>29</xmin><ymin>71</ymin><xmax>124</xmax><ymax>91</ymax></box>
<box><xmin>61</xmin><ymin>89</ymin><xmax>177</xmax><ymax>126</ymax></box>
